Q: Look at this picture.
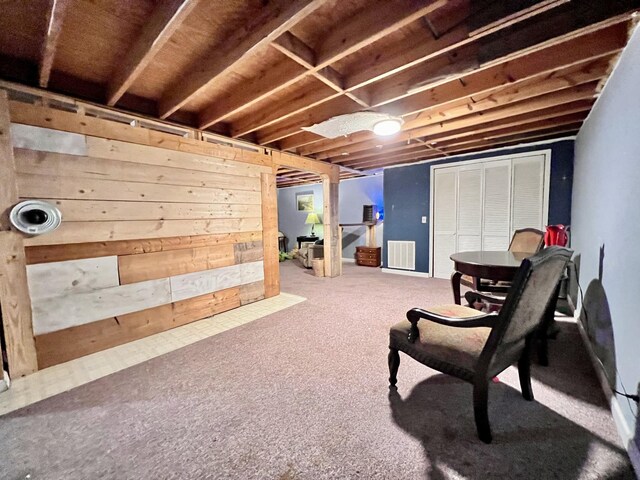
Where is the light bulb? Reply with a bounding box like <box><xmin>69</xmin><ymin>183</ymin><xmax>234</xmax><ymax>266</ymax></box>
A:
<box><xmin>373</xmin><ymin>118</ymin><xmax>402</xmax><ymax>136</ymax></box>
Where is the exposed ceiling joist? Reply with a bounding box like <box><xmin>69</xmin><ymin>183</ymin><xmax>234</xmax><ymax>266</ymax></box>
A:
<box><xmin>317</xmin><ymin>82</ymin><xmax>598</xmax><ymax>159</ymax></box>
<box><xmin>307</xmin><ymin>53</ymin><xmax>615</xmax><ymax>159</ymax></box>
<box><xmin>341</xmin><ymin>114</ymin><xmax>586</xmax><ymax>170</ymax></box>
<box><xmin>106</xmin><ymin>0</ymin><xmax>200</xmax><ymax>106</ymax></box>
<box><xmin>265</xmin><ymin>16</ymin><xmax>628</xmax><ymax>147</ymax></box>
<box><xmin>1</xmin><ymin>0</ymin><xmax>637</xmax><ymax>179</ymax></box>
<box><xmin>198</xmin><ymin>0</ymin><xmax>449</xmax><ymax>130</ymax></box>
<box><xmin>39</xmin><ymin>0</ymin><xmax>71</xmax><ymax>88</ymax></box>
<box><xmin>159</xmin><ymin>0</ymin><xmax>326</xmax><ymax>119</ymax></box>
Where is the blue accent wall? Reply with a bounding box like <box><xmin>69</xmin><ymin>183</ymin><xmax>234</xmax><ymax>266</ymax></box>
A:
<box><xmin>382</xmin><ymin>140</ymin><xmax>575</xmax><ymax>272</ymax></box>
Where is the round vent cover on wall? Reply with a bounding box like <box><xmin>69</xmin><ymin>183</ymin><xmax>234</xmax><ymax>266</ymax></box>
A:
<box><xmin>10</xmin><ymin>200</ymin><xmax>62</xmax><ymax>236</ymax></box>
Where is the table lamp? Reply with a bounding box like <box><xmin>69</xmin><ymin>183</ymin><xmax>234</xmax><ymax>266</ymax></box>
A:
<box><xmin>305</xmin><ymin>212</ymin><xmax>321</xmax><ymax>236</ymax></box>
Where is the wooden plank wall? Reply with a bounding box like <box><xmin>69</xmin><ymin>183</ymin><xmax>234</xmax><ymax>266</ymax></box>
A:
<box><xmin>9</xmin><ymin>121</ymin><xmax>272</xmax><ymax>369</ymax></box>
<box><xmin>0</xmin><ymin>92</ymin><xmax>38</xmax><ymax>377</ymax></box>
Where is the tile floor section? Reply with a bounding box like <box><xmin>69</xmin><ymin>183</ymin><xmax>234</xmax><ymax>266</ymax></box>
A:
<box><xmin>0</xmin><ymin>292</ymin><xmax>306</xmax><ymax>416</ymax></box>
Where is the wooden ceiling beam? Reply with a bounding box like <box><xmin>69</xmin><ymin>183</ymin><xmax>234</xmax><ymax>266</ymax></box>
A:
<box><xmin>370</xmin><ymin>20</ymin><xmax>627</xmax><ymax>111</ymax></box>
<box><xmin>198</xmin><ymin>0</ymin><xmax>448</xmax><ymax>130</ymax></box>
<box><xmin>346</xmin><ymin>121</ymin><xmax>583</xmax><ymax>171</ymax></box>
<box><xmin>199</xmin><ymin>60</ymin><xmax>311</xmax><ymax>132</ymax></box>
<box><xmin>270</xmin><ymin>31</ymin><xmax>370</xmax><ymax>109</ymax></box>
<box><xmin>349</xmin><ymin>152</ymin><xmax>442</xmax><ymax>171</ymax></box>
<box><xmin>158</xmin><ymin>0</ymin><xmax>325</xmax><ymax>119</ymax></box>
<box><xmin>330</xmin><ymin>99</ymin><xmax>593</xmax><ymax>164</ymax></box>
<box><xmin>279</xmin><ymin>11</ymin><xmax>634</xmax><ymax>154</ymax></box>
<box><xmin>331</xmin><ymin>141</ymin><xmax>428</xmax><ymax>164</ymax></box>
<box><xmin>278</xmin><ymin>132</ymin><xmax>323</xmax><ymax>151</ymax></box>
<box><xmin>316</xmin><ymin>81</ymin><xmax>598</xmax><ymax>159</ymax></box>
<box><xmin>339</xmin><ymin>0</ymin><xmax>572</xmax><ymax>91</ymax></box>
<box><xmin>315</xmin><ymin>0</ymin><xmax>449</xmax><ymax>66</ymax></box>
<box><xmin>438</xmin><ymin>127</ymin><xmax>580</xmax><ymax>154</ymax></box>
<box><xmin>262</xmin><ymin>1</ymin><xmax>631</xmax><ymax>146</ymax></box>
<box><xmin>39</xmin><ymin>0</ymin><xmax>71</xmax><ymax>88</ymax></box>
<box><xmin>106</xmin><ymin>0</ymin><xmax>200</xmax><ymax>106</ymax></box>
<box><xmin>352</xmin><ymin>125</ymin><xmax>582</xmax><ymax>171</ymax></box>
<box><xmin>276</xmin><ymin>22</ymin><xmax>625</xmax><ymax>152</ymax></box>
<box><xmin>310</xmin><ymin>55</ymin><xmax>611</xmax><ymax>159</ymax></box>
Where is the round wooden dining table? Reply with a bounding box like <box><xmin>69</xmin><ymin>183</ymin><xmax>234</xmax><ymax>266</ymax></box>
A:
<box><xmin>449</xmin><ymin>251</ymin><xmax>530</xmax><ymax>305</ymax></box>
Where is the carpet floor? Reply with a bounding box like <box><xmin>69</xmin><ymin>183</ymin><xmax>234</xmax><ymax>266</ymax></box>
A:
<box><xmin>0</xmin><ymin>262</ymin><xmax>635</xmax><ymax>479</ymax></box>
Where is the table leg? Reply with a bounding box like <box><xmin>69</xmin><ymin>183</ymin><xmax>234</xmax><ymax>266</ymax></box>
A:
<box><xmin>537</xmin><ymin>283</ymin><xmax>561</xmax><ymax>366</ymax></box>
<box><xmin>451</xmin><ymin>271</ymin><xmax>462</xmax><ymax>305</ymax></box>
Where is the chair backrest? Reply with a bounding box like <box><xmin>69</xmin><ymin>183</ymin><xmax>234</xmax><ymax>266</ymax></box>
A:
<box><xmin>478</xmin><ymin>247</ymin><xmax>573</xmax><ymax>374</ymax></box>
<box><xmin>509</xmin><ymin>228</ymin><xmax>545</xmax><ymax>254</ymax></box>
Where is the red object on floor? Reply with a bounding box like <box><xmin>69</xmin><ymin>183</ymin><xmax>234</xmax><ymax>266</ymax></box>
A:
<box><xmin>492</xmin><ymin>376</ymin><xmax>500</xmax><ymax>383</ymax></box>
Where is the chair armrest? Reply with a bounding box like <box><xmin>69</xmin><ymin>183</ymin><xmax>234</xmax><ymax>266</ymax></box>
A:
<box><xmin>406</xmin><ymin>308</ymin><xmax>498</xmax><ymax>343</ymax></box>
<box><xmin>465</xmin><ymin>290</ymin><xmax>507</xmax><ymax>307</ymax></box>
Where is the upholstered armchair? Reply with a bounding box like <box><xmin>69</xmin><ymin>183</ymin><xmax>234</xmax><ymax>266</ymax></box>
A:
<box><xmin>388</xmin><ymin>247</ymin><xmax>572</xmax><ymax>443</ymax></box>
<box><xmin>298</xmin><ymin>241</ymin><xmax>324</xmax><ymax>268</ymax></box>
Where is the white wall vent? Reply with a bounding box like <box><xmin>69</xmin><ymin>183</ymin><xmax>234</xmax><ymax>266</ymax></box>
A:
<box><xmin>387</xmin><ymin>241</ymin><xmax>416</xmax><ymax>271</ymax></box>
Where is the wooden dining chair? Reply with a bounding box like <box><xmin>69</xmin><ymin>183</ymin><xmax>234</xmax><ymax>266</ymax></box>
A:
<box><xmin>388</xmin><ymin>247</ymin><xmax>572</xmax><ymax>443</ymax></box>
<box><xmin>460</xmin><ymin>228</ymin><xmax>545</xmax><ymax>291</ymax></box>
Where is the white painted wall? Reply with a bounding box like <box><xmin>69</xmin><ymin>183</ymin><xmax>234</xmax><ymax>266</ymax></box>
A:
<box><xmin>572</xmin><ymin>23</ymin><xmax>640</xmax><ymax>463</ymax></box>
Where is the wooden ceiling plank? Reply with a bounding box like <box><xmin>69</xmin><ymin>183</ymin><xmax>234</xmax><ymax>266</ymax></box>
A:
<box><xmin>231</xmin><ymin>85</ymin><xmax>342</xmax><ymax>140</ymax></box>
<box><xmin>200</xmin><ymin>0</ymin><xmax>448</xmax><ymax>132</ymax></box>
<box><xmin>308</xmin><ymin>55</ymin><xmax>612</xmax><ymax>158</ymax></box>
<box><xmin>256</xmin><ymin>96</ymin><xmax>363</xmax><ymax>145</ymax></box>
<box><xmin>331</xmin><ymin>102</ymin><xmax>591</xmax><ymax>164</ymax></box>
<box><xmin>272</xmin><ymin>31</ymin><xmax>316</xmax><ymax>68</ymax></box>
<box><xmin>439</xmin><ymin>127</ymin><xmax>580</xmax><ymax>155</ymax></box>
<box><xmin>264</xmin><ymin>10</ymin><xmax>635</xmax><ymax>154</ymax></box>
<box><xmin>342</xmin><ymin>0</ymin><xmax>582</xmax><ymax>92</ymax></box>
<box><xmin>330</xmin><ymin>141</ymin><xmax>428</xmax><ymax>164</ymax></box>
<box><xmin>423</xmin><ymin>101</ymin><xmax>592</xmax><ymax>146</ymax></box>
<box><xmin>371</xmin><ymin>21</ymin><xmax>627</xmax><ymax>110</ymax></box>
<box><xmin>345</xmin><ymin>119</ymin><xmax>584</xmax><ymax>170</ymax></box>
<box><xmin>279</xmin><ymin>132</ymin><xmax>324</xmax><ymax>151</ymax></box>
<box><xmin>224</xmin><ymin>31</ymin><xmax>368</xmax><ymax>134</ymax></box>
<box><xmin>106</xmin><ymin>0</ymin><xmax>200</xmax><ymax>106</ymax></box>
<box><xmin>437</xmin><ymin>115</ymin><xmax>586</xmax><ymax>149</ymax></box>
<box><xmin>349</xmin><ymin>151</ymin><xmax>441</xmax><ymax>170</ymax></box>
<box><xmin>280</xmin><ymin>22</ymin><xmax>625</xmax><ymax>153</ymax></box>
<box><xmin>341</xmin><ymin>148</ymin><xmax>440</xmax><ymax>169</ymax></box>
<box><xmin>314</xmin><ymin>0</ymin><xmax>450</xmax><ymax>67</ymax></box>
<box><xmin>468</xmin><ymin>0</ymin><xmax>570</xmax><ymax>38</ymax></box>
<box><xmin>198</xmin><ymin>60</ymin><xmax>308</xmax><ymax>130</ymax></box>
<box><xmin>39</xmin><ymin>0</ymin><xmax>72</xmax><ymax>88</ymax></box>
<box><xmin>315</xmin><ymin>81</ymin><xmax>598</xmax><ymax>159</ymax></box>
<box><xmin>158</xmin><ymin>0</ymin><xmax>326</xmax><ymax>119</ymax></box>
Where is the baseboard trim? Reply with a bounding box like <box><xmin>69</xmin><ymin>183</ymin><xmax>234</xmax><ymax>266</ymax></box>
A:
<box><xmin>381</xmin><ymin>268</ymin><xmax>430</xmax><ymax>278</ymax></box>
<box><xmin>341</xmin><ymin>258</ymin><xmax>356</xmax><ymax>263</ymax></box>
<box><xmin>576</xmin><ymin>317</ymin><xmax>640</xmax><ymax>476</ymax></box>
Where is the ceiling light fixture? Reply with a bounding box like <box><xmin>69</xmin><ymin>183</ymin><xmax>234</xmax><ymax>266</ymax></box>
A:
<box><xmin>373</xmin><ymin>118</ymin><xmax>403</xmax><ymax>136</ymax></box>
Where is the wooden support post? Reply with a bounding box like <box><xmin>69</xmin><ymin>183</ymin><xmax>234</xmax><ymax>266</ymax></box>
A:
<box><xmin>339</xmin><ymin>226</ymin><xmax>343</xmax><ymax>276</ymax></box>
<box><xmin>0</xmin><ymin>91</ymin><xmax>38</xmax><ymax>377</ymax></box>
<box><xmin>322</xmin><ymin>176</ymin><xmax>340</xmax><ymax>277</ymax></box>
<box><xmin>260</xmin><ymin>172</ymin><xmax>280</xmax><ymax>297</ymax></box>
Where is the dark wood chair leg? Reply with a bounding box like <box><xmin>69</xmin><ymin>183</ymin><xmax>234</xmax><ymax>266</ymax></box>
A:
<box><xmin>451</xmin><ymin>271</ymin><xmax>462</xmax><ymax>305</ymax></box>
<box><xmin>518</xmin><ymin>336</ymin><xmax>534</xmax><ymax>401</ymax></box>
<box><xmin>388</xmin><ymin>348</ymin><xmax>400</xmax><ymax>387</ymax></box>
<box><xmin>473</xmin><ymin>379</ymin><xmax>492</xmax><ymax>443</ymax></box>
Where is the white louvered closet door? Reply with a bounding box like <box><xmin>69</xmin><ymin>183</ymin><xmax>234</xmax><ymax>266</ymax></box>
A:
<box><xmin>511</xmin><ymin>155</ymin><xmax>546</xmax><ymax>234</ymax></box>
<box><xmin>482</xmin><ymin>160</ymin><xmax>512</xmax><ymax>251</ymax></box>
<box><xmin>433</xmin><ymin>169</ymin><xmax>457</xmax><ymax>279</ymax></box>
<box><xmin>457</xmin><ymin>166</ymin><xmax>483</xmax><ymax>252</ymax></box>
